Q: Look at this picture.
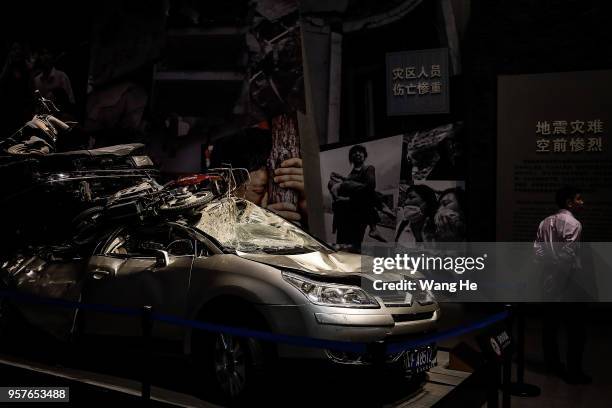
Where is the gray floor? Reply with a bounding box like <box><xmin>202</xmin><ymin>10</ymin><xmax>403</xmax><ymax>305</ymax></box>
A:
<box><xmin>2</xmin><ymin>303</ymin><xmax>608</xmax><ymax>407</ymax></box>
<box><xmin>508</xmin><ymin>314</ymin><xmax>612</xmax><ymax>408</ymax></box>
<box><xmin>0</xmin><ymin>350</ymin><xmax>474</xmax><ymax>407</ymax></box>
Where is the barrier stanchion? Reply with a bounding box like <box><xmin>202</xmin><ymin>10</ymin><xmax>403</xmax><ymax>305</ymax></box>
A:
<box><xmin>0</xmin><ymin>289</ymin><xmax>511</xmax><ymax>358</ymax></box>
<box><xmin>486</xmin><ymin>356</ymin><xmax>500</xmax><ymax>408</ymax></box>
<box><xmin>502</xmin><ymin>351</ymin><xmax>512</xmax><ymax>408</ymax></box>
<box><xmin>367</xmin><ymin>340</ymin><xmax>387</xmax><ymax>391</ymax></box>
<box><xmin>486</xmin><ymin>307</ymin><xmax>511</xmax><ymax>408</ymax></box>
<box><xmin>501</xmin><ymin>304</ymin><xmax>513</xmax><ymax>408</ymax></box>
<box><xmin>0</xmin><ymin>287</ymin><xmax>516</xmax><ymax>407</ymax></box>
<box><xmin>141</xmin><ymin>305</ymin><xmax>153</xmax><ymax>405</ymax></box>
<box><xmin>510</xmin><ymin>304</ymin><xmax>540</xmax><ymax>397</ymax></box>
<box><xmin>368</xmin><ymin>340</ymin><xmax>386</xmax><ymax>367</ymax></box>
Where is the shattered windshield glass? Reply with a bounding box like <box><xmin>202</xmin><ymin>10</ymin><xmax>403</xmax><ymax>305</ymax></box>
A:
<box><xmin>193</xmin><ymin>198</ymin><xmax>329</xmax><ymax>254</ymax></box>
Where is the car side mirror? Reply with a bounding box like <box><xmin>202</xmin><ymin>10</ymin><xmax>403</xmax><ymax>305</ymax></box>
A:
<box><xmin>153</xmin><ymin>249</ymin><xmax>170</xmax><ymax>267</ymax></box>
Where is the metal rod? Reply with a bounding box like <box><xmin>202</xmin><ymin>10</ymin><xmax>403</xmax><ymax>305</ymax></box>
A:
<box><xmin>141</xmin><ymin>305</ymin><xmax>153</xmax><ymax>404</ymax></box>
<box><xmin>502</xmin><ymin>353</ymin><xmax>512</xmax><ymax>408</ymax></box>
<box><xmin>487</xmin><ymin>358</ymin><xmax>500</xmax><ymax>408</ymax></box>
<box><xmin>516</xmin><ymin>308</ymin><xmax>525</xmax><ymax>384</ymax></box>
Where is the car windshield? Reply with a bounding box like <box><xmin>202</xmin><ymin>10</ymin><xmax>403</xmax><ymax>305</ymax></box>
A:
<box><xmin>193</xmin><ymin>197</ymin><xmax>329</xmax><ymax>255</ymax></box>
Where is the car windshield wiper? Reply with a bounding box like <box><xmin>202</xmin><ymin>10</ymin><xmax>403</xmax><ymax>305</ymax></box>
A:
<box><xmin>260</xmin><ymin>247</ymin><xmax>314</xmax><ymax>255</ymax></box>
<box><xmin>231</xmin><ymin>243</ymin><xmax>319</xmax><ymax>255</ymax></box>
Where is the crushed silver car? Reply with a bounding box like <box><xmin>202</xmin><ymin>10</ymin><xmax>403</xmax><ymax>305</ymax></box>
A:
<box><xmin>0</xmin><ymin>174</ymin><xmax>439</xmax><ymax>402</ymax></box>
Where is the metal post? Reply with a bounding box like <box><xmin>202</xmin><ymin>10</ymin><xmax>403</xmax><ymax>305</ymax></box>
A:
<box><xmin>368</xmin><ymin>340</ymin><xmax>386</xmax><ymax>365</ymax></box>
<box><xmin>367</xmin><ymin>340</ymin><xmax>387</xmax><ymax>390</ymax></box>
<box><xmin>502</xmin><ymin>304</ymin><xmax>513</xmax><ymax>408</ymax></box>
<box><xmin>141</xmin><ymin>305</ymin><xmax>153</xmax><ymax>405</ymax></box>
<box><xmin>517</xmin><ymin>307</ymin><xmax>526</xmax><ymax>384</ymax></box>
<box><xmin>502</xmin><ymin>352</ymin><xmax>512</xmax><ymax>408</ymax></box>
<box><xmin>487</xmin><ymin>357</ymin><xmax>500</xmax><ymax>408</ymax></box>
<box><xmin>509</xmin><ymin>304</ymin><xmax>540</xmax><ymax>397</ymax></box>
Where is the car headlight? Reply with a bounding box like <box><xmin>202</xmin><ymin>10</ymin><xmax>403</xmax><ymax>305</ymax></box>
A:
<box><xmin>414</xmin><ymin>289</ymin><xmax>435</xmax><ymax>306</ymax></box>
<box><xmin>282</xmin><ymin>271</ymin><xmax>380</xmax><ymax>308</ymax></box>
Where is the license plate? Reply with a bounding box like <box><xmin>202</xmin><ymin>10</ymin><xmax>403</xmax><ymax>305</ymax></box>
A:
<box><xmin>404</xmin><ymin>344</ymin><xmax>437</xmax><ymax>373</ymax></box>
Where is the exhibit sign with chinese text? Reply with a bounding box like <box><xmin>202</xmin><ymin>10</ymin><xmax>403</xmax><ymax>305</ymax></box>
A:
<box><xmin>497</xmin><ymin>70</ymin><xmax>612</xmax><ymax>241</ymax></box>
<box><xmin>386</xmin><ymin>48</ymin><xmax>449</xmax><ymax>116</ymax></box>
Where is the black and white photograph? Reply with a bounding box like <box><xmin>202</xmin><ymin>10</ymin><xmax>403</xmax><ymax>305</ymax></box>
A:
<box><xmin>395</xmin><ymin>180</ymin><xmax>466</xmax><ymax>245</ymax></box>
<box><xmin>400</xmin><ymin>122</ymin><xmax>466</xmax><ymax>183</ymax></box>
<box><xmin>320</xmin><ymin>135</ymin><xmax>403</xmax><ymax>251</ymax></box>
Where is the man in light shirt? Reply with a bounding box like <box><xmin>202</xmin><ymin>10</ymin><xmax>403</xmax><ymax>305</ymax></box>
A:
<box><xmin>33</xmin><ymin>50</ymin><xmax>75</xmax><ymax>107</ymax></box>
<box><xmin>534</xmin><ymin>186</ymin><xmax>590</xmax><ymax>384</ymax></box>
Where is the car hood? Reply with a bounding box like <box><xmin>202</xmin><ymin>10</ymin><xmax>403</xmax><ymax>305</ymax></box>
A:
<box><xmin>237</xmin><ymin>250</ymin><xmax>362</xmax><ymax>276</ymax></box>
<box><xmin>238</xmin><ymin>250</ymin><xmax>424</xmax><ymax>282</ymax></box>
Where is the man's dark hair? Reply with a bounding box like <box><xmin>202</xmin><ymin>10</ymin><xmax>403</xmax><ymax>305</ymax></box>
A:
<box><xmin>348</xmin><ymin>144</ymin><xmax>367</xmax><ymax>163</ymax></box>
<box><xmin>555</xmin><ymin>186</ymin><xmax>581</xmax><ymax>209</ymax></box>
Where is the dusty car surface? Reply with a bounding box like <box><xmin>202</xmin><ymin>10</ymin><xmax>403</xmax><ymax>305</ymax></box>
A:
<box><xmin>0</xmin><ymin>193</ymin><xmax>439</xmax><ymax>402</ymax></box>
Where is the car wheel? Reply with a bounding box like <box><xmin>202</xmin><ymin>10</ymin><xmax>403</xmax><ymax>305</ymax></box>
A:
<box><xmin>191</xmin><ymin>308</ymin><xmax>271</xmax><ymax>404</ymax></box>
<box><xmin>212</xmin><ymin>333</ymin><xmax>249</xmax><ymax>399</ymax></box>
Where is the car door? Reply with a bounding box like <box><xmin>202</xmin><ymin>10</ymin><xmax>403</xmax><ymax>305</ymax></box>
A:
<box><xmin>80</xmin><ymin>223</ymin><xmax>195</xmax><ymax>340</ymax></box>
<box><xmin>2</xmin><ymin>251</ymin><xmax>85</xmax><ymax>341</ymax></box>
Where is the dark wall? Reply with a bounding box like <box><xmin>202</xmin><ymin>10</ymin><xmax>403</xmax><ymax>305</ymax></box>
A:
<box><xmin>340</xmin><ymin>0</ymin><xmax>459</xmax><ymax>144</ymax></box>
<box><xmin>0</xmin><ymin>2</ymin><xmax>91</xmax><ymax>120</ymax></box>
<box><xmin>0</xmin><ymin>2</ymin><xmax>90</xmax><ymax>50</ymax></box>
<box><xmin>463</xmin><ymin>0</ymin><xmax>612</xmax><ymax>240</ymax></box>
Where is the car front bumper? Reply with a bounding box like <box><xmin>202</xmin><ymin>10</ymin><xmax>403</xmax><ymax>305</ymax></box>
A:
<box><xmin>255</xmin><ymin>303</ymin><xmax>439</xmax><ymax>363</ymax></box>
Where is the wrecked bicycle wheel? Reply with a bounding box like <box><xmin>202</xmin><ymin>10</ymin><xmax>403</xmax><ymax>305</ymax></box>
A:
<box><xmin>158</xmin><ymin>191</ymin><xmax>214</xmax><ymax>213</ymax></box>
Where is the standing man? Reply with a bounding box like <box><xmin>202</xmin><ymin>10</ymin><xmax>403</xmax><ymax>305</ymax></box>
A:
<box><xmin>534</xmin><ymin>186</ymin><xmax>590</xmax><ymax>384</ymax></box>
<box><xmin>33</xmin><ymin>49</ymin><xmax>75</xmax><ymax>107</ymax></box>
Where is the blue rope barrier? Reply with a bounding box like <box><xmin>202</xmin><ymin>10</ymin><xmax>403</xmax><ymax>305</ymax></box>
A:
<box><xmin>0</xmin><ymin>289</ymin><xmax>365</xmax><ymax>353</ymax></box>
<box><xmin>385</xmin><ymin>311</ymin><xmax>509</xmax><ymax>355</ymax></box>
<box><xmin>0</xmin><ymin>289</ymin><xmax>140</xmax><ymax>317</ymax></box>
<box><xmin>152</xmin><ymin>313</ymin><xmax>368</xmax><ymax>353</ymax></box>
<box><xmin>0</xmin><ymin>289</ymin><xmax>508</xmax><ymax>356</ymax></box>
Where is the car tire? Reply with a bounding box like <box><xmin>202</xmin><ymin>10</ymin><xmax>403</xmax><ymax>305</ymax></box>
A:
<box><xmin>191</xmin><ymin>307</ymin><xmax>271</xmax><ymax>405</ymax></box>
